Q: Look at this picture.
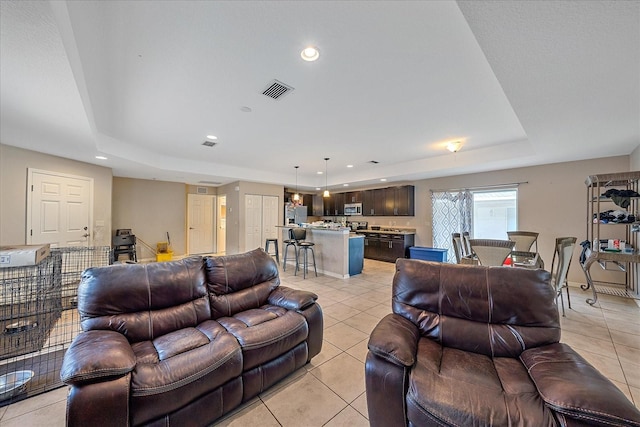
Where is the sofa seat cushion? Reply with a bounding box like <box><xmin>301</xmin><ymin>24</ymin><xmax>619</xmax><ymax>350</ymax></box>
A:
<box><xmin>128</xmin><ymin>320</ymin><xmax>243</xmax><ymax>426</ymax></box>
<box><xmin>218</xmin><ymin>305</ymin><xmax>309</xmax><ymax>371</ymax></box>
<box><xmin>407</xmin><ymin>338</ymin><xmax>557</xmax><ymax>427</ymax></box>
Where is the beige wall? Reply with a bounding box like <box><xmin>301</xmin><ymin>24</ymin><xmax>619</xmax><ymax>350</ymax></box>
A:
<box><xmin>112</xmin><ymin>177</ymin><xmax>186</xmax><ymax>259</ymax></box>
<box><xmin>631</xmin><ymin>145</ymin><xmax>640</xmax><ymax>170</ymax></box>
<box><xmin>217</xmin><ymin>182</ymin><xmax>240</xmax><ymax>254</ymax></box>
<box><xmin>0</xmin><ymin>144</ymin><xmax>113</xmax><ymax>246</ymax></box>
<box><xmin>186</xmin><ymin>184</ymin><xmax>218</xmax><ymax>195</ymax></box>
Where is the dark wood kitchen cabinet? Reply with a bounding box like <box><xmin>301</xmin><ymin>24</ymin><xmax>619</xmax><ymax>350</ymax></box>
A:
<box><xmin>362</xmin><ymin>189</ymin><xmax>386</xmax><ymax>216</ymax></box>
<box><xmin>333</xmin><ymin>185</ymin><xmax>414</xmax><ymax>216</ymax></box>
<box><xmin>322</xmin><ymin>195</ymin><xmax>334</xmax><ymax>216</ymax></box>
<box><xmin>363</xmin><ymin>233</ymin><xmax>380</xmax><ymax>259</ymax></box>
<box><xmin>362</xmin><ymin>232</ymin><xmax>414</xmax><ymax>262</ymax></box>
<box><xmin>345</xmin><ymin>191</ymin><xmax>363</xmax><ymax>203</ymax></box>
<box><xmin>384</xmin><ymin>188</ymin><xmax>396</xmax><ymax>216</ymax></box>
<box><xmin>373</xmin><ymin>189</ymin><xmax>385</xmax><ymax>215</ymax></box>
<box><xmin>363</xmin><ymin>190</ymin><xmax>375</xmax><ymax>215</ymax></box>
<box><xmin>393</xmin><ymin>185</ymin><xmax>415</xmax><ymax>216</ymax></box>
<box><xmin>323</xmin><ymin>193</ymin><xmax>345</xmax><ymax>216</ymax></box>
<box><xmin>333</xmin><ymin>193</ymin><xmax>345</xmax><ymax>215</ymax></box>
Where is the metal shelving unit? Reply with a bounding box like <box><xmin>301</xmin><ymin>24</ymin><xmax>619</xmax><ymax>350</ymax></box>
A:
<box><xmin>581</xmin><ymin>172</ymin><xmax>640</xmax><ymax>304</ymax></box>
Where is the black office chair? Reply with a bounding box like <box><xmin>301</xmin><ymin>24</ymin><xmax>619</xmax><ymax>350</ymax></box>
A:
<box><xmin>111</xmin><ymin>234</ymin><xmax>137</xmax><ymax>264</ymax></box>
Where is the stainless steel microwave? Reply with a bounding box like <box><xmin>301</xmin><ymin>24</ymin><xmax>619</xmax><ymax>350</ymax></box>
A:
<box><xmin>344</xmin><ymin>203</ymin><xmax>362</xmax><ymax>216</ymax></box>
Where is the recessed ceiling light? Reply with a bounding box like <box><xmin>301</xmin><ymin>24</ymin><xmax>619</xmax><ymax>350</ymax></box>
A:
<box><xmin>380</xmin><ymin>178</ymin><xmax>387</xmax><ymax>182</ymax></box>
<box><xmin>301</xmin><ymin>46</ymin><xmax>320</xmax><ymax>62</ymax></box>
<box><xmin>317</xmin><ymin>171</ymin><xmax>323</xmax><ymax>175</ymax></box>
<box><xmin>206</xmin><ymin>135</ymin><xmax>218</xmax><ymax>140</ymax></box>
<box><xmin>95</xmin><ymin>155</ymin><xmax>107</xmax><ymax>160</ymax></box>
<box><xmin>315</xmin><ymin>187</ymin><xmax>321</xmax><ymax>191</ymax></box>
<box><xmin>347</xmin><ymin>165</ymin><xmax>353</xmax><ymax>168</ymax></box>
<box><xmin>343</xmin><ymin>184</ymin><xmax>349</xmax><ymax>187</ymax></box>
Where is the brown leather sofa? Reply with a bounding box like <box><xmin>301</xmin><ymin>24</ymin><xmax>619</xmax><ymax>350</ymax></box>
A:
<box><xmin>366</xmin><ymin>259</ymin><xmax>640</xmax><ymax>427</ymax></box>
<box><xmin>60</xmin><ymin>248</ymin><xmax>323</xmax><ymax>426</ymax></box>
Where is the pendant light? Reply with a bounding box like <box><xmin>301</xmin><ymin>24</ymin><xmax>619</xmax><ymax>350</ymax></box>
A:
<box><xmin>293</xmin><ymin>166</ymin><xmax>300</xmax><ymax>203</ymax></box>
<box><xmin>323</xmin><ymin>158</ymin><xmax>330</xmax><ymax>198</ymax></box>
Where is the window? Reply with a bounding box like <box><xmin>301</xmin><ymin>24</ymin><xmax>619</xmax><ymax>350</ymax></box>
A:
<box><xmin>431</xmin><ymin>187</ymin><xmax>518</xmax><ymax>263</ymax></box>
<box><xmin>471</xmin><ymin>189</ymin><xmax>518</xmax><ymax>239</ymax></box>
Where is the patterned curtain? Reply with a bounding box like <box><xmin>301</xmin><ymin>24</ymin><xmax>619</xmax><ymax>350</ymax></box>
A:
<box><xmin>431</xmin><ymin>190</ymin><xmax>473</xmax><ymax>263</ymax></box>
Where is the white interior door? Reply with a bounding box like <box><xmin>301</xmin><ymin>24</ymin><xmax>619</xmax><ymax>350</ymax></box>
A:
<box><xmin>262</xmin><ymin>196</ymin><xmax>279</xmax><ymax>240</ymax></box>
<box><xmin>27</xmin><ymin>169</ymin><xmax>93</xmax><ymax>247</ymax></box>
<box><xmin>217</xmin><ymin>195</ymin><xmax>226</xmax><ymax>254</ymax></box>
<box><xmin>188</xmin><ymin>194</ymin><xmax>215</xmax><ymax>254</ymax></box>
<box><xmin>245</xmin><ymin>194</ymin><xmax>262</xmax><ymax>251</ymax></box>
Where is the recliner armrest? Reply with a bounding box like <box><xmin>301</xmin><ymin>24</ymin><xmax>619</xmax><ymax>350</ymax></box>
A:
<box><xmin>521</xmin><ymin>343</ymin><xmax>640</xmax><ymax>427</ymax></box>
<box><xmin>61</xmin><ymin>330</ymin><xmax>136</xmax><ymax>385</ymax></box>
<box><xmin>268</xmin><ymin>286</ymin><xmax>318</xmax><ymax>311</ymax></box>
<box><xmin>368</xmin><ymin>313</ymin><xmax>419</xmax><ymax>367</ymax></box>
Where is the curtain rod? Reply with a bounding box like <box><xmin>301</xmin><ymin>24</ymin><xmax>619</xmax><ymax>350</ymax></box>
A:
<box><xmin>430</xmin><ymin>181</ymin><xmax>528</xmax><ymax>193</ymax></box>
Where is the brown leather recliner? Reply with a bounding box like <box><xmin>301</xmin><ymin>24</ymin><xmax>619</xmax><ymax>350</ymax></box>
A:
<box><xmin>366</xmin><ymin>259</ymin><xmax>640</xmax><ymax>427</ymax></box>
<box><xmin>60</xmin><ymin>248</ymin><xmax>323</xmax><ymax>426</ymax></box>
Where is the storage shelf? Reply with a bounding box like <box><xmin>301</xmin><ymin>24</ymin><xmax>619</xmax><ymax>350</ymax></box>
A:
<box><xmin>581</xmin><ymin>171</ymin><xmax>640</xmax><ymax>305</ymax></box>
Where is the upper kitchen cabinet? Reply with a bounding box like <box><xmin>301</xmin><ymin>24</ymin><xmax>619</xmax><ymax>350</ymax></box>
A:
<box><xmin>334</xmin><ymin>185</ymin><xmax>415</xmax><ymax>217</ymax></box>
<box><xmin>373</xmin><ymin>189</ymin><xmax>386</xmax><ymax>215</ymax></box>
<box><xmin>363</xmin><ymin>190</ymin><xmax>375</xmax><ymax>215</ymax></box>
<box><xmin>333</xmin><ymin>193</ymin><xmax>345</xmax><ymax>215</ymax></box>
<box><xmin>384</xmin><ymin>187</ymin><xmax>396</xmax><ymax>216</ymax></box>
<box><xmin>323</xmin><ymin>192</ymin><xmax>345</xmax><ymax>216</ymax></box>
<box><xmin>311</xmin><ymin>195</ymin><xmax>324</xmax><ymax>217</ymax></box>
<box><xmin>345</xmin><ymin>191</ymin><xmax>363</xmax><ymax>203</ymax></box>
<box><xmin>323</xmin><ymin>194</ymin><xmax>334</xmax><ymax>216</ymax></box>
<box><xmin>393</xmin><ymin>185</ymin><xmax>415</xmax><ymax>216</ymax></box>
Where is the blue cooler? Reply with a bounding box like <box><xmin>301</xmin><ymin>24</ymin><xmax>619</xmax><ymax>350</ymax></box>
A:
<box><xmin>408</xmin><ymin>247</ymin><xmax>448</xmax><ymax>262</ymax></box>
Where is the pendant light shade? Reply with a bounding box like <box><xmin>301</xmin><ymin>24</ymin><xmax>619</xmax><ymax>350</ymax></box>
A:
<box><xmin>293</xmin><ymin>166</ymin><xmax>300</xmax><ymax>202</ymax></box>
<box><xmin>323</xmin><ymin>158</ymin><xmax>330</xmax><ymax>198</ymax></box>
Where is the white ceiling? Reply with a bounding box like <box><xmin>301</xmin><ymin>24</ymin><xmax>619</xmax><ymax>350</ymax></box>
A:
<box><xmin>1</xmin><ymin>1</ymin><xmax>638</xmax><ymax>192</ymax></box>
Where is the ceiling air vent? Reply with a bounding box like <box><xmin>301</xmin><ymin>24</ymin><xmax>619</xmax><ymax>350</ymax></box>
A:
<box><xmin>198</xmin><ymin>180</ymin><xmax>222</xmax><ymax>185</ymax></box>
<box><xmin>368</xmin><ymin>160</ymin><xmax>379</xmax><ymax>164</ymax></box>
<box><xmin>262</xmin><ymin>79</ymin><xmax>294</xmax><ymax>100</ymax></box>
<box><xmin>202</xmin><ymin>141</ymin><xmax>217</xmax><ymax>147</ymax></box>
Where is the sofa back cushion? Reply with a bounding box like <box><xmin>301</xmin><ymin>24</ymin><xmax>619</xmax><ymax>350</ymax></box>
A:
<box><xmin>78</xmin><ymin>256</ymin><xmax>210</xmax><ymax>342</ymax></box>
<box><xmin>392</xmin><ymin>259</ymin><xmax>560</xmax><ymax>357</ymax></box>
<box><xmin>205</xmin><ymin>248</ymin><xmax>279</xmax><ymax>318</ymax></box>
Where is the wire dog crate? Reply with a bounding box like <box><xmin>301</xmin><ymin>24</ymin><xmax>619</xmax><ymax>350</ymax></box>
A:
<box><xmin>0</xmin><ymin>246</ymin><xmax>110</xmax><ymax>405</ymax></box>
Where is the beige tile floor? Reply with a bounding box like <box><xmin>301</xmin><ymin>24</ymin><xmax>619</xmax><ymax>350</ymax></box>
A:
<box><xmin>1</xmin><ymin>259</ymin><xmax>638</xmax><ymax>426</ymax></box>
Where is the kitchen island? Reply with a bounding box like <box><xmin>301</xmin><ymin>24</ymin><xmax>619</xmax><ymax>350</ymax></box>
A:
<box><xmin>277</xmin><ymin>225</ymin><xmax>364</xmax><ymax>278</ymax></box>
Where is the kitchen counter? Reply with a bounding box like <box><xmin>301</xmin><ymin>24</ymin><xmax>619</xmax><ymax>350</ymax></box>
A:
<box><xmin>277</xmin><ymin>225</ymin><xmax>363</xmax><ymax>278</ymax></box>
<box><xmin>357</xmin><ymin>229</ymin><xmax>416</xmax><ymax>235</ymax></box>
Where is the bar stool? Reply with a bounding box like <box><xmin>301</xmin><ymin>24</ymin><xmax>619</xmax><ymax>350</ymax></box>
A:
<box><xmin>264</xmin><ymin>238</ymin><xmax>279</xmax><ymax>264</ymax></box>
<box><xmin>282</xmin><ymin>229</ymin><xmax>298</xmax><ymax>272</ymax></box>
<box><xmin>291</xmin><ymin>228</ymin><xmax>317</xmax><ymax>279</ymax></box>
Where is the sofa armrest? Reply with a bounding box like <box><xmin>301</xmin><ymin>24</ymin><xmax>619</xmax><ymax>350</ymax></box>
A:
<box><xmin>268</xmin><ymin>286</ymin><xmax>318</xmax><ymax>311</ymax></box>
<box><xmin>521</xmin><ymin>343</ymin><xmax>640</xmax><ymax>427</ymax></box>
<box><xmin>61</xmin><ymin>330</ymin><xmax>136</xmax><ymax>385</ymax></box>
<box><xmin>368</xmin><ymin>313</ymin><xmax>420</xmax><ymax>367</ymax></box>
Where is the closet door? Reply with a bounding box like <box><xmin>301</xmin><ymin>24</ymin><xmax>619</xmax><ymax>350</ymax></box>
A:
<box><xmin>262</xmin><ymin>196</ymin><xmax>279</xmax><ymax>241</ymax></box>
<box><xmin>245</xmin><ymin>195</ymin><xmax>263</xmax><ymax>251</ymax></box>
